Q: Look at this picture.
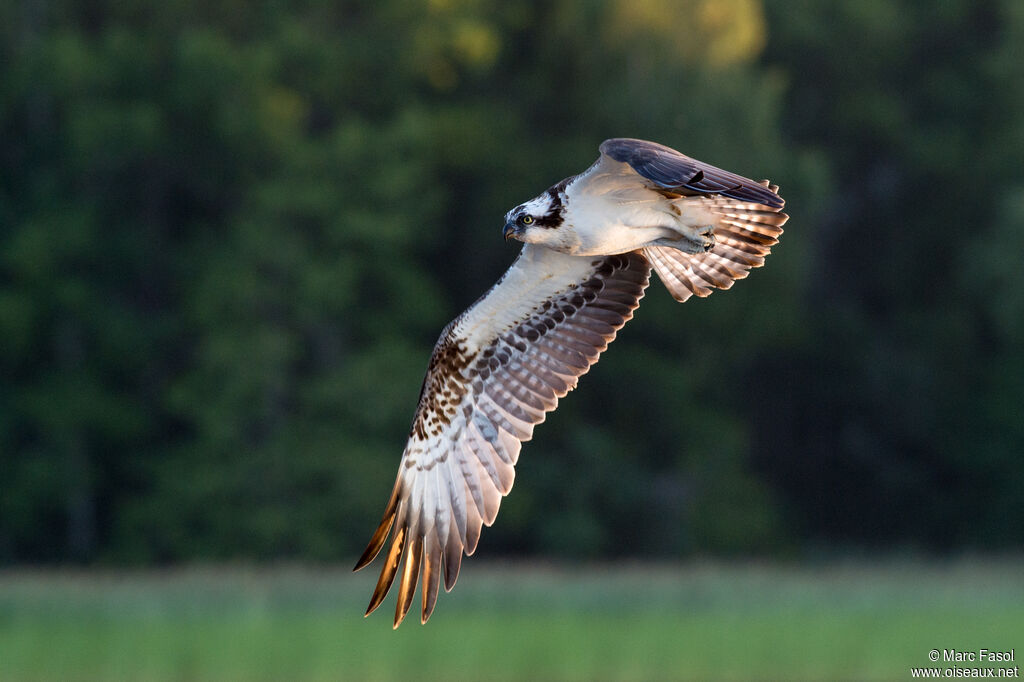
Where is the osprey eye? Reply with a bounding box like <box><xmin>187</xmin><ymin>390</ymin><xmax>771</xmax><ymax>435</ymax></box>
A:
<box><xmin>521</xmin><ymin>215</ymin><xmax>534</xmax><ymax>225</ymax></box>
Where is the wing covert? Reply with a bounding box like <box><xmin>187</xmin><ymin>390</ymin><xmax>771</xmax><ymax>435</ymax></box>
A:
<box><xmin>600</xmin><ymin>138</ymin><xmax>784</xmax><ymax>208</ymax></box>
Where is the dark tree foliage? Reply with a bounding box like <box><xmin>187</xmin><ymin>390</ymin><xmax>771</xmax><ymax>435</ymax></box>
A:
<box><xmin>0</xmin><ymin>0</ymin><xmax>1020</xmax><ymax>563</ymax></box>
<box><xmin>756</xmin><ymin>0</ymin><xmax>1024</xmax><ymax>549</ymax></box>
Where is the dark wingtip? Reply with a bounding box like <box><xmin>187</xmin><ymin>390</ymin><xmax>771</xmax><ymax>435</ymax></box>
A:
<box><xmin>393</xmin><ymin>533</ymin><xmax>423</xmax><ymax>628</ymax></box>
<box><xmin>353</xmin><ymin>543</ymin><xmax>379</xmax><ymax>573</ymax></box>
<box><xmin>421</xmin><ymin>534</ymin><xmax>442</xmax><ymax>624</ymax></box>
<box><xmin>353</xmin><ymin>479</ymin><xmax>404</xmax><ymax>572</ymax></box>
<box><xmin>364</xmin><ymin>516</ymin><xmax>408</xmax><ymax>619</ymax></box>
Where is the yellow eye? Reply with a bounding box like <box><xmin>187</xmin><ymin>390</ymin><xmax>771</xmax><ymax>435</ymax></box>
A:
<box><xmin>521</xmin><ymin>215</ymin><xmax>534</xmax><ymax>225</ymax></box>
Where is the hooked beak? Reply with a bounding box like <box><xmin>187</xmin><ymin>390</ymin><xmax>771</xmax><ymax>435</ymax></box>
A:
<box><xmin>502</xmin><ymin>221</ymin><xmax>518</xmax><ymax>241</ymax></box>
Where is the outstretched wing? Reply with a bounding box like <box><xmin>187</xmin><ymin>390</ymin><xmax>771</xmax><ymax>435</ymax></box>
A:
<box><xmin>597</xmin><ymin>139</ymin><xmax>788</xmax><ymax>302</ymax></box>
<box><xmin>354</xmin><ymin>246</ymin><xmax>651</xmax><ymax>628</ymax></box>
<box><xmin>643</xmin><ymin>183</ymin><xmax>788</xmax><ymax>302</ymax></box>
<box><xmin>600</xmin><ymin>137</ymin><xmax>784</xmax><ymax>208</ymax></box>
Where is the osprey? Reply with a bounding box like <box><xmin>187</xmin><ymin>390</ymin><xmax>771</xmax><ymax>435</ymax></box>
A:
<box><xmin>354</xmin><ymin>138</ymin><xmax>788</xmax><ymax>627</ymax></box>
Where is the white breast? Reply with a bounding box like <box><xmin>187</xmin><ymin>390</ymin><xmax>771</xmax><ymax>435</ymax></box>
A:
<box><xmin>559</xmin><ymin>157</ymin><xmax>707</xmax><ymax>256</ymax></box>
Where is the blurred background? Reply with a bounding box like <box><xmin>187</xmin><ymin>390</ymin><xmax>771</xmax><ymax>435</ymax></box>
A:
<box><xmin>1</xmin><ymin>0</ymin><xmax>1022</xmax><ymax>679</ymax></box>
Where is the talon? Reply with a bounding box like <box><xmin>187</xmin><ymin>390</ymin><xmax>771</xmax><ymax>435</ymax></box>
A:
<box><xmin>656</xmin><ymin>225</ymin><xmax>717</xmax><ymax>255</ymax></box>
<box><xmin>699</xmin><ymin>225</ymin><xmax>715</xmax><ymax>252</ymax></box>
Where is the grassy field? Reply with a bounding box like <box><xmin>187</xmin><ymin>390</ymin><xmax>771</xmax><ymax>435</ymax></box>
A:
<box><xmin>0</xmin><ymin>560</ymin><xmax>1021</xmax><ymax>681</ymax></box>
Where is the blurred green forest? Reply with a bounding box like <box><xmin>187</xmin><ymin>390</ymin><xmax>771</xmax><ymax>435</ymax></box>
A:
<box><xmin>1</xmin><ymin>0</ymin><xmax>1022</xmax><ymax>565</ymax></box>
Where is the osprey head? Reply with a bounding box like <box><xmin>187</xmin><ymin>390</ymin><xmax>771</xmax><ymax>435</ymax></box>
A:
<box><xmin>502</xmin><ymin>185</ymin><xmax>565</xmax><ymax>243</ymax></box>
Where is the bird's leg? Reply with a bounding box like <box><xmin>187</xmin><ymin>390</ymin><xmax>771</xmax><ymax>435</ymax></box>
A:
<box><xmin>690</xmin><ymin>225</ymin><xmax>716</xmax><ymax>253</ymax></box>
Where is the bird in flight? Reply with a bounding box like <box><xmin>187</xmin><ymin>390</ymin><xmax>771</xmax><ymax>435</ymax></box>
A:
<box><xmin>354</xmin><ymin>138</ymin><xmax>788</xmax><ymax>628</ymax></box>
